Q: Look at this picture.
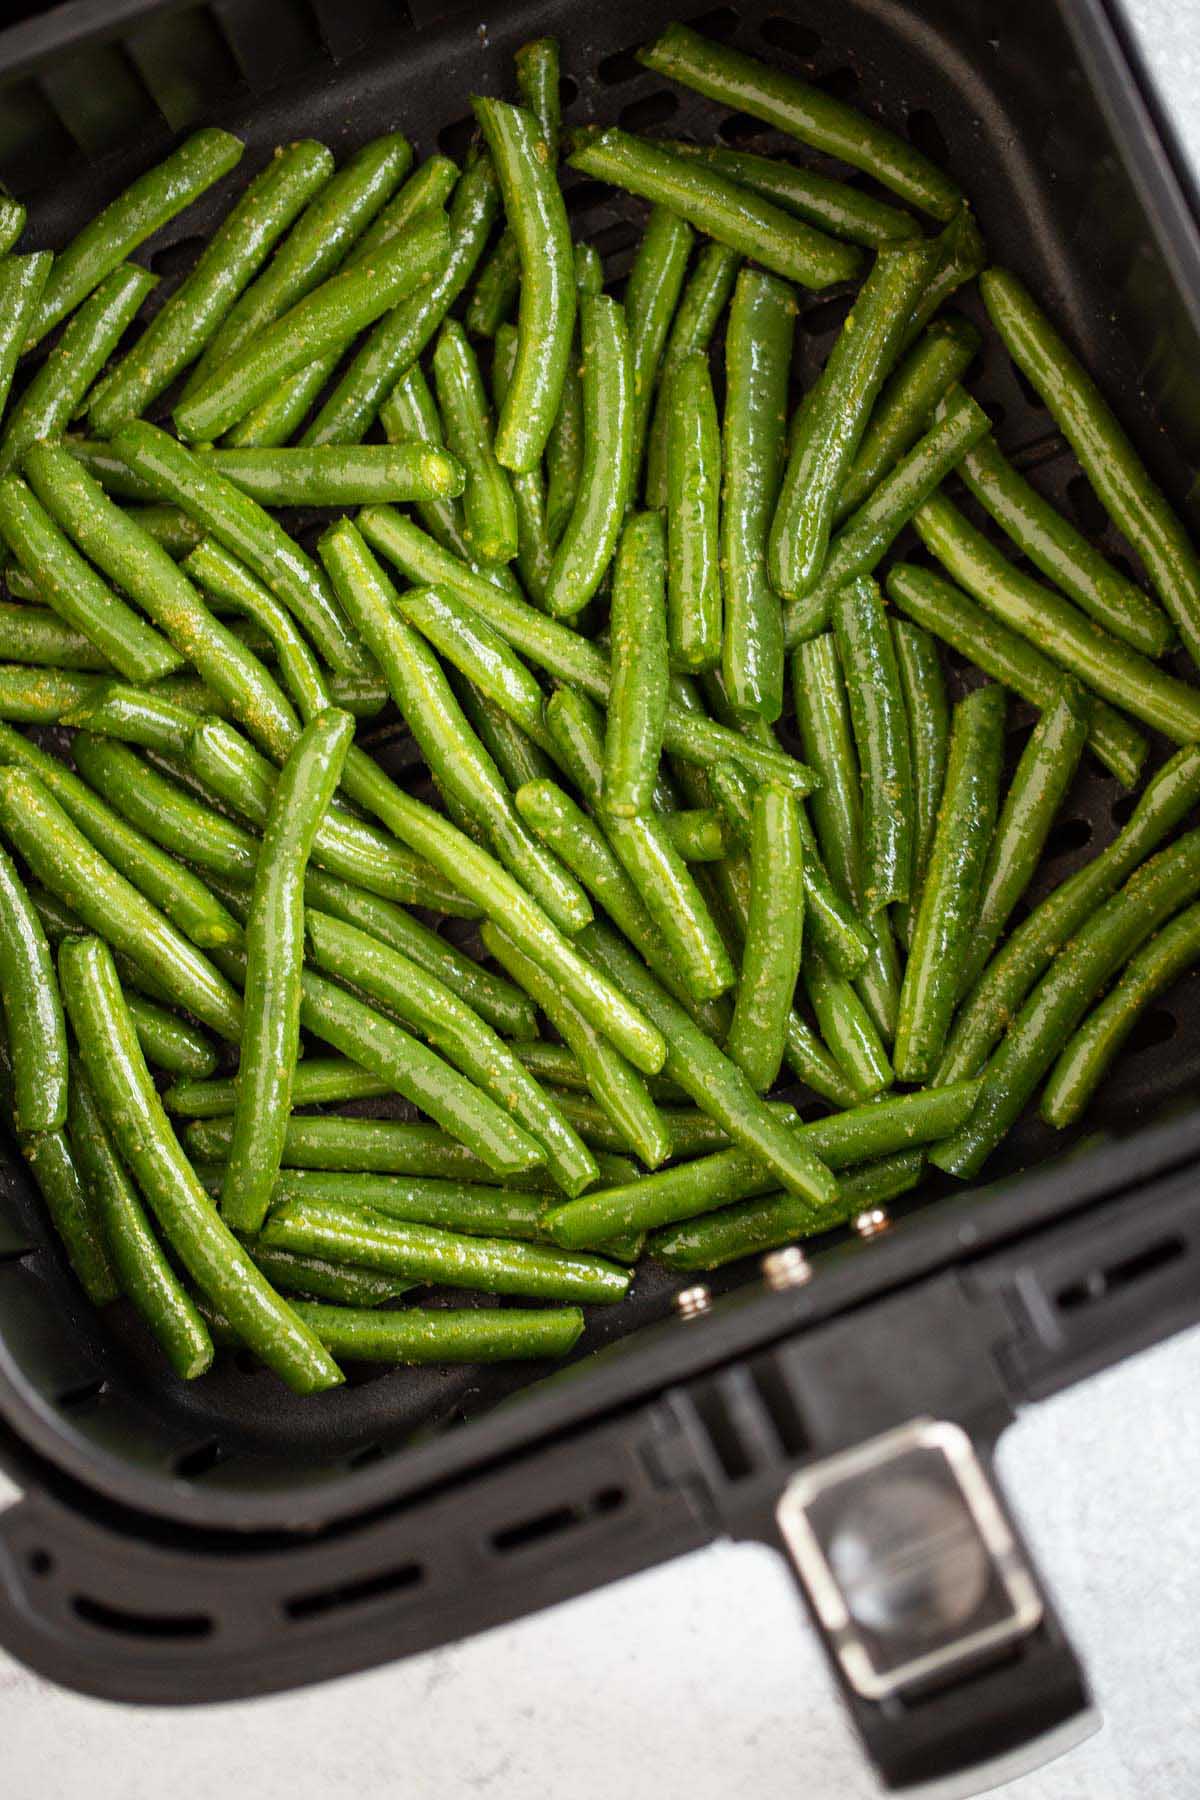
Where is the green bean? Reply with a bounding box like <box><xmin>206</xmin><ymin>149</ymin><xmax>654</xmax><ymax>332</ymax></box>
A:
<box><xmin>0</xmin><ymin>264</ymin><xmax>156</xmax><ymax>476</ymax></box>
<box><xmin>0</xmin><ymin>475</ymin><xmax>183</xmax><ymax>683</ymax></box>
<box><xmin>781</xmin><ymin>384</ymin><xmax>990</xmax><ymax>644</ymax></box>
<box><xmin>663</xmin><ymin>141</ymin><xmax>918</xmax><ymax>247</ymax></box>
<box><xmin>357</xmin><ymin>506</ymin><xmax>812</xmax><ymax>791</ymax></box>
<box><xmin>249</xmin><ymin>1299</ymin><xmax>585</xmax><ymax>1363</ymax></box>
<box><xmin>625</xmin><ymin>206</ymin><xmax>694</xmax><ymax>484</ymax></box>
<box><xmin>544</xmin><ymin>353</ymin><xmax>585</xmax><ymax>550</ymax></box>
<box><xmin>88</xmin><ymin>141</ymin><xmax>334</xmax><ymax>433</ymax></box>
<box><xmin>58</xmin><ymin>680</ymin><xmax>217</xmax><ymax>752</ymax></box>
<box><xmin>0</xmin><ymin>199</ymin><xmax>25</xmax><ymax>256</ymax></box>
<box><xmin>726</xmin><ymin>785</ymin><xmax>803</xmax><ymax>1093</ymax></box>
<box><xmin>111</xmin><ymin>422</ymin><xmax>368</xmax><ymax>675</ymax></box>
<box><xmin>184</xmin><ymin>133</ymin><xmax>412</xmax><ymax>395</ymax></box>
<box><xmin>456</xmin><ymin>679</ymin><xmax>556</xmax><ymax>793</ymax></box>
<box><xmin>0</xmin><ymin>665</ymin><xmax>103</xmax><ymax>722</ymax></box>
<box><xmin>894</xmin><ymin>684</ymin><xmax>1005</xmax><ymax>1081</ymax></box>
<box><xmin>167</xmin><ymin>1057</ymin><xmax>389</xmax><ymax>1118</ymax></box>
<box><xmin>432</xmin><ymin>319</ymin><xmax>517</xmax><ymax>564</ymax></box>
<box><xmin>482</xmin><ymin>921</ymin><xmax>670</xmax><ymax>1171</ymax></box>
<box><xmin>769</xmin><ymin>239</ymin><xmax>939</xmax><ymax>601</ymax></box>
<box><xmin>380</xmin><ymin>360</ymin><xmax>473</xmax><ymax>559</ymax></box>
<box><xmin>540</xmin><ymin>1087</ymin><xmax>756</xmax><ymax>1159</ymax></box>
<box><xmin>915</xmin><ymin>493</ymin><xmax>1200</xmax><ymax>744</ymax></box>
<box><xmin>0</xmin><ymin>1022</ymin><xmax>119</xmax><ymax>1307</ymax></box>
<box><xmin>189</xmin><ymin>1116</ymin><xmax>522</xmax><ymax>1186</ymax></box>
<box><xmin>474</xmin><ymin>100</ymin><xmax>575</xmax><ymax>473</ymax></box>
<box><xmin>933</xmin><ymin>827</ymin><xmax>1200</xmax><ymax>1178</ymax></box>
<box><xmin>720</xmin><ymin>268</ymin><xmax>793</xmax><ymax>719</ymax></box>
<box><xmin>936</xmin><ymin>742</ymin><xmax>1200</xmax><ymax>1084</ymax></box>
<box><xmin>320</xmin><ymin>521</ymin><xmax>590</xmax><ymax>933</ymax></box>
<box><xmin>466</xmin><ymin>229</ymin><xmax>521</xmax><ymax>338</ymax></box>
<box><xmin>959</xmin><ymin>433</ymin><xmax>1173</xmax><ymax>658</ymax></box>
<box><xmin>463</xmin><ymin>36</ymin><xmax>560</xmax><ymax>340</ymax></box>
<box><xmin>123</xmin><ymin>994</ymin><xmax>216</xmax><ymax>1080</ymax></box>
<box><xmin>606</xmin><ymin>511</ymin><xmax>668</xmax><ymax>818</ymax></box>
<box><xmin>60</xmin><ymin>934</ymin><xmax>341</xmax><ymax>1390</ymax></box>
<box><xmin>303</xmin><ymin>152</ymin><xmax>498</xmax><ymax>450</ymax></box>
<box><xmin>543</xmin><ymin>1082</ymin><xmax>976</xmax><ymax>1247</ymax></box>
<box><xmin>545</xmin><ymin>687</ymin><xmax>734</xmax><ymax>1001</ymax></box>
<box><xmin>181</xmin><ymin>536</ymin><xmax>331</xmax><ymax>725</ymax></box>
<box><xmin>887</xmin><ymin>563</ymin><xmax>1148</xmax><ymax>788</ymax></box>
<box><xmin>59</xmin><ymin>436</ymin><xmax>157</xmax><ymax>500</ymax></box>
<box><xmin>890</xmin><ymin>619</ymin><xmax>949</xmax><ymax>950</ymax></box>
<box><xmin>980</xmin><ymin>267</ymin><xmax>1200</xmax><ymax>669</ymax></box>
<box><xmin>833</xmin><ymin>578</ymin><xmax>912</xmax><ymax>911</ymax></box>
<box><xmin>639</xmin><ymin>26</ymin><xmax>962</xmax><ymax>220</ymax></box>
<box><xmin>27</xmin><ymin>130</ymin><xmax>245</xmax><ymax>349</ymax></box>
<box><xmin>1042</xmin><ymin>901</ymin><xmax>1200</xmax><ymax>1127</ymax></box>
<box><xmin>346</xmin><ymin>155</ymin><xmax>461</xmax><ymax>271</ymax></box>
<box><xmin>791</xmin><ymin>634</ymin><xmax>862</xmax><ymax>906</ymax></box>
<box><xmin>172</xmin><ymin>205</ymin><xmax>450</xmax><ymax>442</ymax></box>
<box><xmin>0</xmin><ymin>601</ymin><xmax>110</xmax><ymax>670</ymax></box>
<box><xmin>220</xmin><ymin>710</ymin><xmax>353</xmax><ymax>1232</ymax></box>
<box><xmin>124</xmin><ymin>505</ymin><xmax>207</xmax><ymax>558</ymax></box>
<box><xmin>247</xmin><ymin>1246</ymin><xmax>414</xmax><ymax>1306</ymax></box>
<box><xmin>26</xmin><ymin>878</ymin><xmax>196</xmax><ymax>1014</ymax></box>
<box><xmin>660</xmin><ymin>808</ymin><xmax>726</xmax><ymax>862</ymax></box>
<box><xmin>305</xmin><ymin>907</ymin><xmax>596</xmax><ymax>1196</ymax></box>
<box><xmin>26</xmin><ymin>444</ymin><xmax>305</xmax><ymax>760</ymax></box>
<box><xmin>201</xmin><ymin>443</ymin><xmax>464</xmax><ymax>508</ymax></box>
<box><xmin>582</xmin><ymin>920</ymin><xmax>837</xmax><ymax>1207</ymax></box>
<box><xmin>805</xmin><ymin>949</ymin><xmax>893</xmax><ymax>1098</ymax></box>
<box><xmin>543</xmin><ymin>294</ymin><xmax>633</xmax><ymax>618</ymax></box>
<box><xmin>960</xmin><ymin>684</ymin><xmax>1091</xmax><ymax>997</ymax></box>
<box><xmin>836</xmin><ymin>317</ymin><xmax>981</xmax><ymax>522</ymax></box>
<box><xmin>569</xmin><ymin>127</ymin><xmax>860</xmax><ymax>292</ymax></box>
<box><xmin>0</xmin><ymin>718</ymin><xmax>242</xmax><ymax>950</ymax></box>
<box><xmin>663</xmin><ymin>349</ymin><xmax>723</xmax><ymax>669</ymax></box>
<box><xmin>68</xmin><ymin>1066</ymin><xmax>213</xmax><ymax>1378</ymax></box>
<box><xmin>0</xmin><ymin>843</ymin><xmax>67</xmax><ymax>1131</ymax></box>
<box><xmin>0</xmin><ymin>254</ymin><xmax>51</xmax><ymax>419</ymax></box>
<box><xmin>491</xmin><ymin>323</ymin><xmax>552</xmax><ymax>604</ymax></box>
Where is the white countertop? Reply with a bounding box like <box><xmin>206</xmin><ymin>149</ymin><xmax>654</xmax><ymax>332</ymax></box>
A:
<box><xmin>5</xmin><ymin>3</ymin><xmax>1200</xmax><ymax>1795</ymax></box>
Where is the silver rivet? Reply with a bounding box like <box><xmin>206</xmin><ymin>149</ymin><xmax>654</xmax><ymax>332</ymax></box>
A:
<box><xmin>854</xmin><ymin>1207</ymin><xmax>892</xmax><ymax>1240</ymax></box>
<box><xmin>762</xmin><ymin>1245</ymin><xmax>813</xmax><ymax>1291</ymax></box>
<box><xmin>675</xmin><ymin>1283</ymin><xmax>713</xmax><ymax>1320</ymax></box>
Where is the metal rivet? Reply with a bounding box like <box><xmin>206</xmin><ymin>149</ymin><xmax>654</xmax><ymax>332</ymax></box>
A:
<box><xmin>762</xmin><ymin>1245</ymin><xmax>813</xmax><ymax>1291</ymax></box>
<box><xmin>854</xmin><ymin>1207</ymin><xmax>892</xmax><ymax>1240</ymax></box>
<box><xmin>674</xmin><ymin>1283</ymin><xmax>713</xmax><ymax>1320</ymax></box>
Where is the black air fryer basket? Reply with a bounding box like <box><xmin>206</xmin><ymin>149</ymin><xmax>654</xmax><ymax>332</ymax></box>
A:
<box><xmin>2</xmin><ymin>0</ymin><xmax>1200</xmax><ymax>1789</ymax></box>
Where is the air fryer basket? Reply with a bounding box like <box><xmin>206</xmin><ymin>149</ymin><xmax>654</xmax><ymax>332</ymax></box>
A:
<box><xmin>1</xmin><ymin>0</ymin><xmax>1199</xmax><ymax>1786</ymax></box>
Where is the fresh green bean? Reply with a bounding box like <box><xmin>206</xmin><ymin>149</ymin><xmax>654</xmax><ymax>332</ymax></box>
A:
<box><xmin>173</xmin><ymin>205</ymin><xmax>450</xmax><ymax>442</ymax></box>
<box><xmin>0</xmin><ymin>264</ymin><xmax>156</xmax><ymax>476</ymax></box>
<box><xmin>0</xmin><ymin>254</ymin><xmax>51</xmax><ymax>420</ymax></box>
<box><xmin>891</xmin><ymin>619</ymin><xmax>949</xmax><ymax>949</ymax></box>
<box><xmin>456</xmin><ymin>677</ymin><xmax>556</xmax><ymax>793</ymax></box>
<box><xmin>482</xmin><ymin>921</ymin><xmax>670</xmax><ymax>1172</ymax></box>
<box><xmin>432</xmin><ymin>318</ymin><xmax>517</xmax><ymax>564</ymax></box>
<box><xmin>0</xmin><ymin>843</ymin><xmax>67</xmax><ymax>1131</ymax></box>
<box><xmin>836</xmin><ymin>317</ymin><xmax>981</xmax><ymax>522</ymax></box>
<box><xmin>934</xmin><ymin>828</ymin><xmax>1200</xmax><ymax>1178</ymax></box>
<box><xmin>346</xmin><ymin>155</ymin><xmax>461</xmax><ymax>271</ymax></box>
<box><xmin>805</xmin><ymin>949</ymin><xmax>893</xmax><ymax>1098</ymax></box>
<box><xmin>544</xmin><ymin>294</ymin><xmax>633</xmax><ymax>618</ymax></box>
<box><xmin>466</xmin><ymin>229</ymin><xmax>521</xmax><ymax>338</ymax></box>
<box><xmin>58</xmin><ymin>679</ymin><xmax>218</xmax><ymax>752</ymax></box>
<box><xmin>936</xmin><ymin>743</ymin><xmax>1200</xmax><ymax>1084</ymax></box>
<box><xmin>492</xmin><ymin>322</ymin><xmax>552</xmax><ymax>604</ymax></box>
<box><xmin>247</xmin><ymin>1246</ymin><xmax>414</xmax><ymax>1306</ymax></box>
<box><xmin>0</xmin><ymin>665</ymin><xmax>102</xmax><ymax>722</ymax></box>
<box><xmin>960</xmin><ymin>684</ymin><xmax>1091</xmax><ymax>997</ymax></box>
<box><xmin>68</xmin><ymin>1066</ymin><xmax>213</xmax><ymax>1378</ymax></box>
<box><xmin>283</xmin><ymin>1299</ymin><xmax>584</xmax><ymax>1364</ymax></box>
<box><xmin>544</xmin><ymin>352</ymin><xmax>584</xmax><ymax>550</ymax></box>
<box><xmin>200</xmin><ymin>443</ymin><xmax>465</xmax><ymax>507</ymax></box>
<box><xmin>88</xmin><ymin>141</ymin><xmax>334</xmax><ymax>433</ymax></box>
<box><xmin>660</xmin><ymin>807</ymin><xmax>726</xmax><ymax>862</ymax></box>
<box><xmin>0</xmin><ymin>601</ymin><xmax>111</xmax><ymax>670</ymax></box>
<box><xmin>915</xmin><ymin>493</ymin><xmax>1200</xmax><ymax>744</ymax></box>
<box><xmin>380</xmin><ymin>360</ymin><xmax>473</xmax><ymax>559</ymax></box>
<box><xmin>181</xmin><ymin>536</ymin><xmax>331</xmax><ymax>725</ymax></box>
<box><xmin>60</xmin><ymin>934</ymin><xmax>341</xmax><ymax>1391</ymax></box>
<box><xmin>27</xmin><ymin>130</ymin><xmax>244</xmax><ymax>348</ymax></box>
<box><xmin>663</xmin><ymin>141</ymin><xmax>917</xmax><ymax>247</ymax></box>
<box><xmin>167</xmin><ymin>1058</ymin><xmax>389</xmax><ymax>1118</ymax></box>
<box><xmin>781</xmin><ymin>383</ymin><xmax>990</xmax><ymax>644</ymax></box>
<box><xmin>220</xmin><ymin>710</ymin><xmax>353</xmax><ymax>1232</ymax></box>
<box><xmin>462</xmin><ymin>37</ymin><xmax>560</xmax><ymax>340</ymax></box>
<box><xmin>833</xmin><ymin>577</ymin><xmax>912</xmax><ymax>910</ymax></box>
<box><xmin>625</xmin><ymin>206</ymin><xmax>694</xmax><ymax>484</ymax></box>
<box><xmin>894</xmin><ymin>684</ymin><xmax>1005</xmax><ymax>1081</ymax></box>
<box><xmin>638</xmin><ymin>26</ymin><xmax>962</xmax><ymax>220</ymax></box>
<box><xmin>123</xmin><ymin>994</ymin><xmax>216</xmax><ymax>1080</ymax></box>
<box><xmin>726</xmin><ymin>785</ymin><xmax>803</xmax><ymax>1093</ymax></box>
<box><xmin>769</xmin><ymin>238</ymin><xmax>939</xmax><ymax>600</ymax></box>
<box><xmin>1042</xmin><ymin>901</ymin><xmax>1200</xmax><ymax>1127</ymax></box>
<box><xmin>606</xmin><ymin>511</ymin><xmax>669</xmax><ymax>818</ymax></box>
<box><xmin>0</xmin><ymin>199</ymin><xmax>25</xmax><ymax>256</ymax></box>
<box><xmin>980</xmin><ymin>267</ymin><xmax>1200</xmax><ymax>669</ymax></box>
<box><xmin>887</xmin><ymin>562</ymin><xmax>1148</xmax><ymax>788</ymax></box>
<box><xmin>475</xmin><ymin>100</ymin><xmax>575</xmax><ymax>472</ymax></box>
<box><xmin>664</xmin><ymin>349</ymin><xmax>722</xmax><ymax>669</ymax></box>
<box><xmin>185</xmin><ymin>133</ymin><xmax>412</xmax><ymax>394</ymax></box>
<box><xmin>720</xmin><ymin>267</ymin><xmax>792</xmax><ymax>720</ymax></box>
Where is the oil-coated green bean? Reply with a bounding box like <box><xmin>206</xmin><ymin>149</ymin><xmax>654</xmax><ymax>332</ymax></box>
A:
<box><xmin>544</xmin><ymin>294</ymin><xmax>634</xmax><ymax>618</ymax></box>
<box><xmin>834</xmin><ymin>577</ymin><xmax>912</xmax><ymax>911</ymax></box>
<box><xmin>606</xmin><ymin>511</ymin><xmax>668</xmax><ymax>818</ymax></box>
<box><xmin>0</xmin><ymin>199</ymin><xmax>25</xmax><ymax>256</ymax></box>
<box><xmin>284</xmin><ymin>1300</ymin><xmax>584</xmax><ymax>1364</ymax></box>
<box><xmin>726</xmin><ymin>784</ymin><xmax>803</xmax><ymax>1093</ymax></box>
<box><xmin>123</xmin><ymin>993</ymin><xmax>216</xmax><ymax>1080</ymax></box>
<box><xmin>432</xmin><ymin>318</ymin><xmax>517</xmax><ymax>564</ymax></box>
<box><xmin>891</xmin><ymin>618</ymin><xmax>948</xmax><ymax>947</ymax></box>
<box><xmin>663</xmin><ymin>141</ymin><xmax>917</xmax><ymax>247</ymax></box>
<box><xmin>0</xmin><ymin>255</ymin><xmax>51</xmax><ymax>420</ymax></box>
<box><xmin>167</xmin><ymin>1058</ymin><xmax>388</xmax><ymax>1118</ymax></box>
<box><xmin>200</xmin><ymin>443</ymin><xmax>464</xmax><ymax>507</ymax></box>
<box><xmin>836</xmin><ymin>316</ymin><xmax>981</xmax><ymax>521</ymax></box>
<box><xmin>0</xmin><ymin>665</ymin><xmax>102</xmax><ymax>722</ymax></box>
<box><xmin>625</xmin><ymin>206</ymin><xmax>694</xmax><ymax>483</ymax></box>
<box><xmin>805</xmin><ymin>949</ymin><xmax>893</xmax><ymax>1098</ymax></box>
<box><xmin>665</xmin><ymin>349</ymin><xmax>722</xmax><ymax>669</ymax></box>
<box><xmin>0</xmin><ymin>843</ymin><xmax>67</xmax><ymax>1131</ymax></box>
<box><xmin>380</xmin><ymin>359</ymin><xmax>474</xmax><ymax>559</ymax></box>
<box><xmin>492</xmin><ymin>322</ymin><xmax>552</xmax><ymax>604</ymax></box>
<box><xmin>0</xmin><ymin>601</ymin><xmax>111</xmax><ymax>670</ymax></box>
<box><xmin>247</xmin><ymin>1246</ymin><xmax>414</xmax><ymax>1306</ymax></box>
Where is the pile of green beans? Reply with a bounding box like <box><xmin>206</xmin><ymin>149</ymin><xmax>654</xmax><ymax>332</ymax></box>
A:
<box><xmin>2</xmin><ymin>22</ymin><xmax>1199</xmax><ymax>1396</ymax></box>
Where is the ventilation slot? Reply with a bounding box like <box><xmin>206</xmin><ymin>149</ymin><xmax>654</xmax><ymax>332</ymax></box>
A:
<box><xmin>749</xmin><ymin>1357</ymin><xmax>809</xmax><ymax>1457</ymax></box>
<box><xmin>1123</xmin><ymin>1006</ymin><xmax>1179</xmax><ymax>1057</ymax></box>
<box><xmin>801</xmin><ymin>292</ymin><xmax>856</xmax><ymax>337</ymax></box>
<box><xmin>284</xmin><ymin>1562</ymin><xmax>424</xmax><ymax>1621</ymax></box>
<box><xmin>689</xmin><ymin>1380</ymin><xmax>755</xmax><ymax>1481</ymax></box>
<box><xmin>1042</xmin><ymin>815</ymin><xmax>1092</xmax><ymax>860</ymax></box>
<box><xmin>72</xmin><ymin>1595</ymin><xmax>213</xmax><ymax>1639</ymax></box>
<box><xmin>173</xmin><ymin>1439</ymin><xmax>226</xmax><ymax>1479</ymax></box>
<box><xmin>817</xmin><ymin>66</ymin><xmax>861</xmax><ymax>103</ymax></box>
<box><xmin>1067</xmin><ymin>472</ymin><xmax>1109</xmax><ymax>538</ymax></box>
<box><xmin>618</xmin><ymin>91</ymin><xmax>680</xmax><ymax>134</ymax></box>
<box><xmin>687</xmin><ymin>6</ymin><xmax>740</xmax><ymax>40</ymax></box>
<box><xmin>491</xmin><ymin>1486</ymin><xmax>627</xmax><ymax>1554</ymax></box>
<box><xmin>759</xmin><ymin>17</ymin><xmax>821</xmax><ymax>60</ymax></box>
<box><xmin>57</xmin><ymin>1376</ymin><xmax>107</xmax><ymax>1410</ymax></box>
<box><xmin>587</xmin><ymin>219</ymin><xmax>642</xmax><ymax>264</ymax></box>
<box><xmin>1056</xmin><ymin>1234</ymin><xmax>1187</xmax><ymax>1312</ymax></box>
<box><xmin>718</xmin><ymin>110</ymin><xmax>765</xmax><ymax>145</ymax></box>
<box><xmin>438</xmin><ymin>115</ymin><xmax>477</xmax><ymax>161</ymax></box>
<box><xmin>597</xmin><ymin>44</ymin><xmax>643</xmax><ymax>86</ymax></box>
<box><xmin>906</xmin><ymin>108</ymin><xmax>951</xmax><ymax>167</ymax></box>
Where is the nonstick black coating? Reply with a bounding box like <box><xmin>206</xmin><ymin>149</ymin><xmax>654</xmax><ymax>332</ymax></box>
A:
<box><xmin>2</xmin><ymin>0</ymin><xmax>1200</xmax><ymax>1521</ymax></box>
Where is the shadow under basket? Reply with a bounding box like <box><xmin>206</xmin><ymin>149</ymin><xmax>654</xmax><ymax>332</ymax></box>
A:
<box><xmin>1</xmin><ymin>0</ymin><xmax>1200</xmax><ymax>1786</ymax></box>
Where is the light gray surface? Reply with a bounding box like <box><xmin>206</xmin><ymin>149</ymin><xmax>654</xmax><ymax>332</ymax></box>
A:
<box><xmin>4</xmin><ymin>2</ymin><xmax>1200</xmax><ymax>1795</ymax></box>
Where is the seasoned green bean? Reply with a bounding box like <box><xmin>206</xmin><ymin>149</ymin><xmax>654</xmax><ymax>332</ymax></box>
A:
<box><xmin>894</xmin><ymin>684</ymin><xmax>1005</xmax><ymax>1082</ymax></box>
<box><xmin>380</xmin><ymin>360</ymin><xmax>474</xmax><ymax>559</ymax></box>
<box><xmin>0</xmin><ymin>601</ymin><xmax>110</xmax><ymax>671</ymax></box>
<box><xmin>492</xmin><ymin>322</ymin><xmax>552</xmax><ymax>604</ymax></box>
<box><xmin>625</xmin><ymin>206</ymin><xmax>694</xmax><ymax>483</ymax></box>
<box><xmin>200</xmin><ymin>443</ymin><xmax>464</xmax><ymax>507</ymax></box>
<box><xmin>665</xmin><ymin>349</ymin><xmax>722</xmax><ymax>669</ymax></box>
<box><xmin>836</xmin><ymin>316</ymin><xmax>981</xmax><ymax>521</ymax></box>
<box><xmin>265</xmin><ymin>1300</ymin><xmax>585</xmax><ymax>1363</ymax></box>
<box><xmin>0</xmin><ymin>665</ymin><xmax>102</xmax><ymax>722</ymax></box>
<box><xmin>887</xmin><ymin>562</ymin><xmax>1148</xmax><ymax>787</ymax></box>
<box><xmin>544</xmin><ymin>294</ymin><xmax>634</xmax><ymax>618</ymax></box>
<box><xmin>247</xmin><ymin>1246</ymin><xmax>414</xmax><ymax>1306</ymax></box>
<box><xmin>0</xmin><ymin>843</ymin><xmax>67</xmax><ymax>1131</ymax></box>
<box><xmin>0</xmin><ymin>255</ymin><xmax>51</xmax><ymax>420</ymax></box>
<box><xmin>124</xmin><ymin>993</ymin><xmax>216</xmax><ymax>1080</ymax></box>
<box><xmin>606</xmin><ymin>511</ymin><xmax>669</xmax><ymax>818</ymax></box>
<box><xmin>466</xmin><ymin>228</ymin><xmax>521</xmax><ymax>338</ymax></box>
<box><xmin>891</xmin><ymin>619</ymin><xmax>949</xmax><ymax>946</ymax></box>
<box><xmin>664</xmin><ymin>141</ymin><xmax>916</xmax><ymax>247</ymax></box>
<box><xmin>432</xmin><ymin>318</ymin><xmax>517</xmax><ymax>564</ymax></box>
<box><xmin>833</xmin><ymin>577</ymin><xmax>912</xmax><ymax>911</ymax></box>
<box><xmin>167</xmin><ymin>1058</ymin><xmax>389</xmax><ymax>1118</ymax></box>
<box><xmin>805</xmin><ymin>949</ymin><xmax>893</xmax><ymax>1098</ymax></box>
<box><xmin>660</xmin><ymin>807</ymin><xmax>726</xmax><ymax>862</ymax></box>
<box><xmin>726</xmin><ymin>785</ymin><xmax>803</xmax><ymax>1093</ymax></box>
<box><xmin>0</xmin><ymin>199</ymin><xmax>25</xmax><ymax>257</ymax></box>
